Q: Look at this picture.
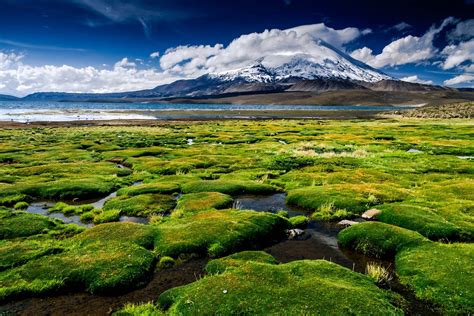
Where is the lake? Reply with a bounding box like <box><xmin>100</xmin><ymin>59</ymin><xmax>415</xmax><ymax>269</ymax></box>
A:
<box><xmin>0</xmin><ymin>101</ymin><xmax>413</xmax><ymax>122</ymax></box>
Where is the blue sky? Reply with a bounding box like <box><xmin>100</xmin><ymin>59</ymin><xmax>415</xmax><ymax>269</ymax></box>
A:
<box><xmin>0</xmin><ymin>0</ymin><xmax>472</xmax><ymax>96</ymax></box>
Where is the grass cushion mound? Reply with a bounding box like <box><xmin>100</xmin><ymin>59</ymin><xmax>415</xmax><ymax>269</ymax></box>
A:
<box><xmin>181</xmin><ymin>180</ymin><xmax>279</xmax><ymax>195</ymax></box>
<box><xmin>116</xmin><ymin>182</ymin><xmax>180</xmax><ymax>196</ymax></box>
<box><xmin>0</xmin><ymin>240</ymin><xmax>155</xmax><ymax>302</ymax></box>
<box><xmin>205</xmin><ymin>250</ymin><xmax>279</xmax><ymax>274</ymax></box>
<box><xmin>156</xmin><ymin>252</ymin><xmax>403</xmax><ymax>315</ymax></box>
<box><xmin>20</xmin><ymin>178</ymin><xmax>119</xmax><ymax>200</ymax></box>
<box><xmin>0</xmin><ymin>239</ymin><xmax>62</xmax><ymax>272</ymax></box>
<box><xmin>153</xmin><ymin>209</ymin><xmax>289</xmax><ymax>258</ymax></box>
<box><xmin>73</xmin><ymin>222</ymin><xmax>158</xmax><ymax>249</ymax></box>
<box><xmin>287</xmin><ymin>183</ymin><xmax>407</xmax><ymax>215</ymax></box>
<box><xmin>0</xmin><ymin>210</ymin><xmax>83</xmax><ymax>239</ymax></box>
<box><xmin>103</xmin><ymin>193</ymin><xmax>176</xmax><ymax>216</ymax></box>
<box><xmin>376</xmin><ymin>203</ymin><xmax>467</xmax><ymax>241</ymax></box>
<box><xmin>396</xmin><ymin>242</ymin><xmax>474</xmax><ymax>314</ymax></box>
<box><xmin>175</xmin><ymin>192</ymin><xmax>233</xmax><ymax>212</ymax></box>
<box><xmin>337</xmin><ymin>222</ymin><xmax>428</xmax><ymax>258</ymax></box>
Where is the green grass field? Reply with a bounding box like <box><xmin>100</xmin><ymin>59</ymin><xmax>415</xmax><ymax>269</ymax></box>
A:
<box><xmin>0</xmin><ymin>118</ymin><xmax>472</xmax><ymax>314</ymax></box>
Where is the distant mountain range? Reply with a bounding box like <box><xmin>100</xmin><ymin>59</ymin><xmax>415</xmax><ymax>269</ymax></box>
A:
<box><xmin>0</xmin><ymin>94</ymin><xmax>19</xmax><ymax>101</ymax></box>
<box><xmin>1</xmin><ymin>42</ymin><xmax>473</xmax><ymax>105</ymax></box>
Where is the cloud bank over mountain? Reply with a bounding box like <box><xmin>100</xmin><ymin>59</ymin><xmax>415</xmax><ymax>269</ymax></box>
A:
<box><xmin>0</xmin><ymin>19</ymin><xmax>472</xmax><ymax>96</ymax></box>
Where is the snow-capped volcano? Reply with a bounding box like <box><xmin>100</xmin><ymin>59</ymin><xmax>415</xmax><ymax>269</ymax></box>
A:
<box><xmin>23</xmin><ymin>39</ymin><xmax>452</xmax><ymax>103</ymax></box>
<box><xmin>209</xmin><ymin>41</ymin><xmax>391</xmax><ymax>83</ymax></box>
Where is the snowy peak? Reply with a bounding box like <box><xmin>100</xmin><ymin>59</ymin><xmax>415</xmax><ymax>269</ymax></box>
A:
<box><xmin>209</xmin><ymin>42</ymin><xmax>392</xmax><ymax>83</ymax></box>
<box><xmin>209</xmin><ymin>62</ymin><xmax>274</xmax><ymax>83</ymax></box>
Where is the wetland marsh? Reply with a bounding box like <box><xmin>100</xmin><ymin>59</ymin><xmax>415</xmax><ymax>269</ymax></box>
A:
<box><xmin>0</xmin><ymin>118</ymin><xmax>473</xmax><ymax>315</ymax></box>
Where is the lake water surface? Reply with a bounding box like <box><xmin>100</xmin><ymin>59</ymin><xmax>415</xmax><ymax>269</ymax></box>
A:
<box><xmin>0</xmin><ymin>101</ymin><xmax>412</xmax><ymax>122</ymax></box>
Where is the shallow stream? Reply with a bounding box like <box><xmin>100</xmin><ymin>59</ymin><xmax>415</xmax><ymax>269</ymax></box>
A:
<box><xmin>9</xmin><ymin>191</ymin><xmax>436</xmax><ymax>314</ymax></box>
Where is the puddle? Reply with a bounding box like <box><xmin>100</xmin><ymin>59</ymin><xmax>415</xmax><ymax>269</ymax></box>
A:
<box><xmin>233</xmin><ymin>193</ymin><xmax>304</xmax><ymax>217</ymax></box>
<box><xmin>24</xmin><ymin>181</ymin><xmax>147</xmax><ymax>228</ymax></box>
<box><xmin>90</xmin><ymin>191</ymin><xmax>117</xmax><ymax>209</ymax></box>
<box><xmin>235</xmin><ymin>193</ymin><xmax>387</xmax><ymax>272</ymax></box>
<box><xmin>119</xmin><ymin>216</ymin><xmax>149</xmax><ymax>224</ymax></box>
<box><xmin>26</xmin><ymin>202</ymin><xmax>93</xmax><ymax>228</ymax></box>
<box><xmin>265</xmin><ymin>221</ymin><xmax>386</xmax><ymax>273</ymax></box>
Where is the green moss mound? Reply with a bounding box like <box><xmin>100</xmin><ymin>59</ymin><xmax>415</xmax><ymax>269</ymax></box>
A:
<box><xmin>0</xmin><ymin>240</ymin><xmax>155</xmax><ymax>301</ymax></box>
<box><xmin>154</xmin><ymin>209</ymin><xmax>289</xmax><ymax>258</ymax></box>
<box><xmin>115</xmin><ymin>302</ymin><xmax>164</xmax><ymax>316</ymax></box>
<box><xmin>181</xmin><ymin>180</ymin><xmax>279</xmax><ymax>195</ymax></box>
<box><xmin>289</xmin><ymin>215</ymin><xmax>309</xmax><ymax>228</ymax></box>
<box><xmin>287</xmin><ymin>184</ymin><xmax>407</xmax><ymax>216</ymax></box>
<box><xmin>376</xmin><ymin>203</ymin><xmax>467</xmax><ymax>241</ymax></box>
<box><xmin>50</xmin><ymin>202</ymin><xmax>95</xmax><ymax>215</ymax></box>
<box><xmin>175</xmin><ymin>192</ymin><xmax>233</xmax><ymax>212</ymax></box>
<box><xmin>205</xmin><ymin>250</ymin><xmax>279</xmax><ymax>274</ymax></box>
<box><xmin>117</xmin><ymin>182</ymin><xmax>180</xmax><ymax>196</ymax></box>
<box><xmin>156</xmin><ymin>253</ymin><xmax>403</xmax><ymax>315</ymax></box>
<box><xmin>104</xmin><ymin>193</ymin><xmax>176</xmax><ymax>216</ymax></box>
<box><xmin>0</xmin><ymin>239</ymin><xmax>62</xmax><ymax>271</ymax></box>
<box><xmin>74</xmin><ymin>222</ymin><xmax>158</xmax><ymax>249</ymax></box>
<box><xmin>0</xmin><ymin>210</ymin><xmax>83</xmax><ymax>239</ymax></box>
<box><xmin>337</xmin><ymin>222</ymin><xmax>428</xmax><ymax>258</ymax></box>
<box><xmin>0</xmin><ymin>194</ymin><xmax>30</xmax><ymax>207</ymax></box>
<box><xmin>92</xmin><ymin>209</ymin><xmax>121</xmax><ymax>224</ymax></box>
<box><xmin>396</xmin><ymin>243</ymin><xmax>474</xmax><ymax>314</ymax></box>
<box><xmin>21</xmin><ymin>178</ymin><xmax>118</xmax><ymax>200</ymax></box>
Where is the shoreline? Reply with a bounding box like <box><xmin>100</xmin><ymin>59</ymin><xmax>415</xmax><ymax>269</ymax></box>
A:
<box><xmin>0</xmin><ymin>110</ymin><xmax>388</xmax><ymax>127</ymax></box>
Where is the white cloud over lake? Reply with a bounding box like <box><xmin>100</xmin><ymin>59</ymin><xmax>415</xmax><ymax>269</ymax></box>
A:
<box><xmin>0</xmin><ymin>52</ymin><xmax>181</xmax><ymax>96</ymax></box>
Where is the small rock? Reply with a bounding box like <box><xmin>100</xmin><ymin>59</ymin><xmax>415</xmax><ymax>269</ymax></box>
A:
<box><xmin>287</xmin><ymin>228</ymin><xmax>305</xmax><ymax>240</ymax></box>
<box><xmin>362</xmin><ymin>208</ymin><xmax>381</xmax><ymax>220</ymax></box>
<box><xmin>337</xmin><ymin>220</ymin><xmax>359</xmax><ymax>227</ymax></box>
<box><xmin>407</xmin><ymin>148</ymin><xmax>423</xmax><ymax>153</ymax></box>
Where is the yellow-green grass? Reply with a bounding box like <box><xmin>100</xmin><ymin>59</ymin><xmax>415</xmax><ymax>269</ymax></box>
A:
<box><xmin>376</xmin><ymin>202</ymin><xmax>472</xmax><ymax>241</ymax></box>
<box><xmin>73</xmin><ymin>222</ymin><xmax>158</xmax><ymax>249</ymax></box>
<box><xmin>339</xmin><ymin>222</ymin><xmax>474</xmax><ymax>313</ymax></box>
<box><xmin>181</xmin><ymin>180</ymin><xmax>280</xmax><ymax>195</ymax></box>
<box><xmin>0</xmin><ymin>118</ymin><xmax>473</xmax><ymax>312</ymax></box>
<box><xmin>175</xmin><ymin>192</ymin><xmax>233</xmax><ymax>213</ymax></box>
<box><xmin>103</xmin><ymin>193</ymin><xmax>176</xmax><ymax>217</ymax></box>
<box><xmin>287</xmin><ymin>183</ymin><xmax>408</xmax><ymax>219</ymax></box>
<box><xmin>338</xmin><ymin>222</ymin><xmax>428</xmax><ymax>258</ymax></box>
<box><xmin>0</xmin><ymin>240</ymin><xmax>155</xmax><ymax>302</ymax></box>
<box><xmin>154</xmin><ymin>252</ymin><xmax>403</xmax><ymax>315</ymax></box>
<box><xmin>154</xmin><ymin>209</ymin><xmax>289</xmax><ymax>258</ymax></box>
<box><xmin>116</xmin><ymin>182</ymin><xmax>180</xmax><ymax>196</ymax></box>
<box><xmin>0</xmin><ymin>239</ymin><xmax>62</xmax><ymax>271</ymax></box>
<box><xmin>396</xmin><ymin>242</ymin><xmax>474</xmax><ymax>314</ymax></box>
<box><xmin>0</xmin><ymin>209</ymin><xmax>84</xmax><ymax>239</ymax></box>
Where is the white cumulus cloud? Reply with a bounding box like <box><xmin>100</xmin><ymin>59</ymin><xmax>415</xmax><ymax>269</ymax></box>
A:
<box><xmin>350</xmin><ymin>17</ymin><xmax>456</xmax><ymax>68</ymax></box>
<box><xmin>0</xmin><ymin>53</ymin><xmax>180</xmax><ymax>97</ymax></box>
<box><xmin>444</xmin><ymin>74</ymin><xmax>474</xmax><ymax>86</ymax></box>
<box><xmin>2</xmin><ymin>22</ymin><xmax>371</xmax><ymax>96</ymax></box>
<box><xmin>448</xmin><ymin>19</ymin><xmax>474</xmax><ymax>41</ymax></box>
<box><xmin>441</xmin><ymin>39</ymin><xmax>474</xmax><ymax>70</ymax></box>
<box><xmin>150</xmin><ymin>51</ymin><xmax>160</xmax><ymax>59</ymax></box>
<box><xmin>159</xmin><ymin>23</ymin><xmax>369</xmax><ymax>78</ymax></box>
<box><xmin>400</xmin><ymin>75</ymin><xmax>434</xmax><ymax>85</ymax></box>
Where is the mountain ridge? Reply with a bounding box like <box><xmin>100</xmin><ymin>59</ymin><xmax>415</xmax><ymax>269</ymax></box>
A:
<box><xmin>2</xmin><ymin>47</ymin><xmax>472</xmax><ymax>105</ymax></box>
